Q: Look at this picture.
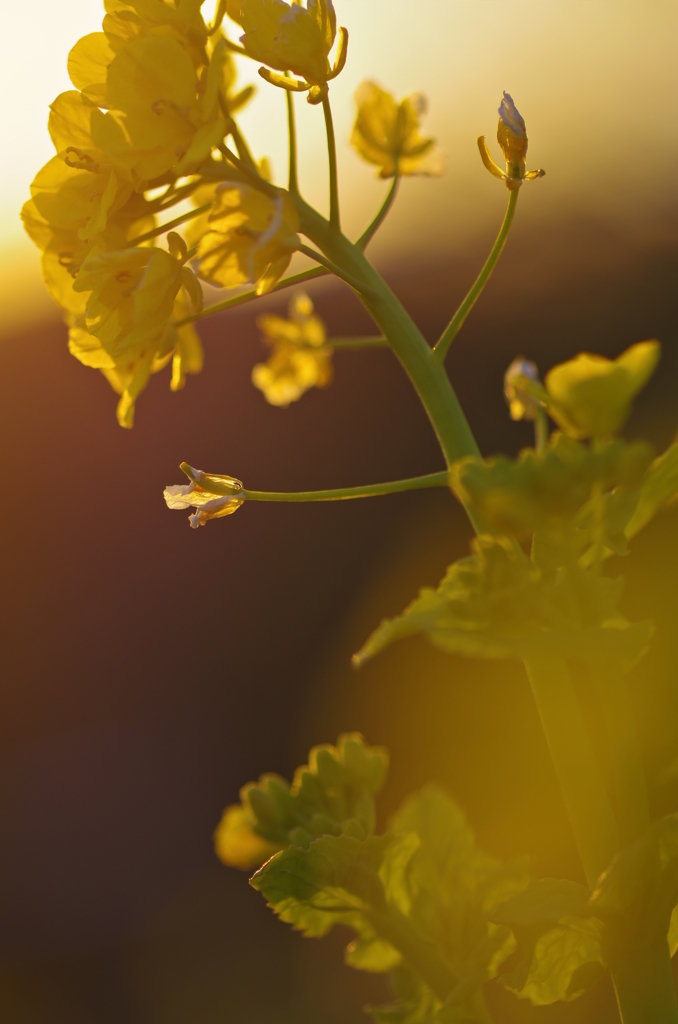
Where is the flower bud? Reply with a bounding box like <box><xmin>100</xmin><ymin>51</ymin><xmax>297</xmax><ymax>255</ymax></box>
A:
<box><xmin>504</xmin><ymin>357</ymin><xmax>543</xmax><ymax>421</ymax></box>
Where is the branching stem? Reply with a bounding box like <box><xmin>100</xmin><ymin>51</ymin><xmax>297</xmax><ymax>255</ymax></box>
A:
<box><xmin>128</xmin><ymin>203</ymin><xmax>212</xmax><ymax>246</ymax></box>
<box><xmin>298</xmin><ymin>243</ymin><xmax>371</xmax><ymax>295</ymax></box>
<box><xmin>433</xmin><ymin>189</ymin><xmax>519</xmax><ymax>364</ymax></box>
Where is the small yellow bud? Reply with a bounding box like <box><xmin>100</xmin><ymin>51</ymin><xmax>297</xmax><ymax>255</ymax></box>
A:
<box><xmin>478</xmin><ymin>92</ymin><xmax>544</xmax><ymax>190</ymax></box>
<box><xmin>504</xmin><ymin>358</ymin><xmax>543</xmax><ymax>422</ymax></box>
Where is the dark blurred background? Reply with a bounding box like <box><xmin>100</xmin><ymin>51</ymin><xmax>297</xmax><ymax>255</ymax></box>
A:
<box><xmin>1</xmin><ymin>192</ymin><xmax>678</xmax><ymax>1023</ymax></box>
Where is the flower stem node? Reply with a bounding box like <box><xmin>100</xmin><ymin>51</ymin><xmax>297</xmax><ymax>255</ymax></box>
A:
<box><xmin>478</xmin><ymin>92</ymin><xmax>544</xmax><ymax>190</ymax></box>
<box><xmin>164</xmin><ymin>463</ymin><xmax>245</xmax><ymax>528</ymax></box>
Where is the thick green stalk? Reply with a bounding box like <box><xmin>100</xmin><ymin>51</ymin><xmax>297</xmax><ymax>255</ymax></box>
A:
<box><xmin>433</xmin><ymin>189</ymin><xmax>519</xmax><ymax>364</ymax></box>
<box><xmin>523</xmin><ymin>655</ymin><xmax>619</xmax><ymax>887</ymax></box>
<box><xmin>612</xmin><ymin>942</ymin><xmax>678</xmax><ymax>1024</ymax></box>
<box><xmin>293</xmin><ymin>196</ymin><xmax>480</xmax><ymax>468</ymax></box>
<box><xmin>243</xmin><ymin>471</ymin><xmax>449</xmax><ymax>503</ymax></box>
<box><xmin>591</xmin><ymin>666</ymin><xmax>650</xmax><ymax>847</ymax></box>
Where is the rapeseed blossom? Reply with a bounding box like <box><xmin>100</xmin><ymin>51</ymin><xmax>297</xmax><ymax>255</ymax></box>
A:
<box><xmin>239</xmin><ymin>0</ymin><xmax>348</xmax><ymax>103</ymax></box>
<box><xmin>68</xmin><ymin>233</ymin><xmax>203</xmax><ymax>427</ymax></box>
<box><xmin>252</xmin><ymin>291</ymin><xmax>332</xmax><ymax>405</ymax></box>
<box><xmin>478</xmin><ymin>92</ymin><xmax>544</xmax><ymax>190</ymax></box>
<box><xmin>504</xmin><ymin>358</ymin><xmax>542</xmax><ymax>422</ymax></box>
<box><xmin>351</xmin><ymin>81</ymin><xmax>443</xmax><ymax>179</ymax></box>
<box><xmin>194</xmin><ymin>183</ymin><xmax>300</xmax><ymax>294</ymax></box>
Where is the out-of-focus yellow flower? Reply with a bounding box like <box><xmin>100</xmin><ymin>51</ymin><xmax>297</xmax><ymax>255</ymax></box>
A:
<box><xmin>239</xmin><ymin>0</ymin><xmax>348</xmax><ymax>104</ymax></box>
<box><xmin>504</xmin><ymin>357</ymin><xmax>543</xmax><ymax>422</ymax></box>
<box><xmin>478</xmin><ymin>92</ymin><xmax>544</xmax><ymax>191</ymax></box>
<box><xmin>102</xmin><ymin>0</ymin><xmax>210</xmax><ymax>65</ymax></box>
<box><xmin>92</xmin><ymin>35</ymin><xmax>228</xmax><ymax>182</ymax></box>
<box><xmin>544</xmin><ymin>341</ymin><xmax>661</xmax><ymax>440</ymax></box>
<box><xmin>66</xmin><ymin>232</ymin><xmax>203</xmax><ymax>426</ymax></box>
<box><xmin>164</xmin><ymin>462</ymin><xmax>245</xmax><ymax>527</ymax></box>
<box><xmin>252</xmin><ymin>291</ymin><xmax>332</xmax><ymax>406</ymax></box>
<box><xmin>351</xmin><ymin>81</ymin><xmax>443</xmax><ymax>179</ymax></box>
<box><xmin>194</xmin><ymin>182</ymin><xmax>300</xmax><ymax>294</ymax></box>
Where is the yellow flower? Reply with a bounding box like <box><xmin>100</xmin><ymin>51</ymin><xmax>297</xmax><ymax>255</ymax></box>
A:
<box><xmin>194</xmin><ymin>182</ymin><xmax>300</xmax><ymax>294</ymax></box>
<box><xmin>503</xmin><ymin>358</ymin><xmax>542</xmax><ymax>422</ymax></box>
<box><xmin>102</xmin><ymin>0</ymin><xmax>210</xmax><ymax>66</ymax></box>
<box><xmin>164</xmin><ymin>463</ymin><xmax>245</xmax><ymax>527</ymax></box>
<box><xmin>239</xmin><ymin>0</ymin><xmax>348</xmax><ymax>104</ymax></box>
<box><xmin>92</xmin><ymin>35</ymin><xmax>228</xmax><ymax>183</ymax></box>
<box><xmin>544</xmin><ymin>341</ymin><xmax>661</xmax><ymax>440</ymax></box>
<box><xmin>26</xmin><ymin>92</ymin><xmax>136</xmax><ymax>246</ymax></box>
<box><xmin>67</xmin><ymin>232</ymin><xmax>203</xmax><ymax>426</ymax></box>
<box><xmin>478</xmin><ymin>92</ymin><xmax>544</xmax><ymax>190</ymax></box>
<box><xmin>252</xmin><ymin>291</ymin><xmax>332</xmax><ymax>405</ymax></box>
<box><xmin>351</xmin><ymin>81</ymin><xmax>443</xmax><ymax>179</ymax></box>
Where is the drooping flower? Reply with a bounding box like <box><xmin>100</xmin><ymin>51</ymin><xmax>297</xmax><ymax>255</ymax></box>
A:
<box><xmin>239</xmin><ymin>0</ymin><xmax>348</xmax><ymax>104</ymax></box>
<box><xmin>252</xmin><ymin>291</ymin><xmax>332</xmax><ymax>405</ymax></box>
<box><xmin>544</xmin><ymin>341</ymin><xmax>661</xmax><ymax>440</ymax></box>
<box><xmin>164</xmin><ymin>463</ymin><xmax>245</xmax><ymax>527</ymax></box>
<box><xmin>351</xmin><ymin>81</ymin><xmax>444</xmax><ymax>179</ymax></box>
<box><xmin>478</xmin><ymin>92</ymin><xmax>544</xmax><ymax>190</ymax></box>
<box><xmin>194</xmin><ymin>182</ymin><xmax>300</xmax><ymax>294</ymax></box>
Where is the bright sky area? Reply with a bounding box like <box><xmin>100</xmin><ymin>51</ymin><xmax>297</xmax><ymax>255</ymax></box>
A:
<box><xmin>1</xmin><ymin>0</ymin><xmax>677</xmax><ymax>333</ymax></box>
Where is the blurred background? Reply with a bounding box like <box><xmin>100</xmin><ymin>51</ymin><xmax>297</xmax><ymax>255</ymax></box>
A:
<box><xmin>1</xmin><ymin>1</ymin><xmax>678</xmax><ymax>1021</ymax></box>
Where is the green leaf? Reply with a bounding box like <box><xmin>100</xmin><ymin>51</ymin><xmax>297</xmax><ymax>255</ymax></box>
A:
<box><xmin>346</xmin><ymin>935</ymin><xmax>402</xmax><ymax>973</ymax></box>
<box><xmin>354</xmin><ymin>534</ymin><xmax>651</xmax><ymax>669</ymax></box>
<box><xmin>368</xmin><ymin>965</ymin><xmax>440</xmax><ymax>1024</ymax></box>
<box><xmin>626</xmin><ymin>439</ymin><xmax>678</xmax><ymax>539</ymax></box>
<box><xmin>215</xmin><ymin>732</ymin><xmax>389</xmax><ymax>869</ymax></box>
<box><xmin>250</xmin><ymin>833</ymin><xmax>390</xmax><ymax>937</ymax></box>
<box><xmin>380</xmin><ymin>830</ymin><xmax>421</xmax><ymax>917</ymax></box>
<box><xmin>500</xmin><ymin>917</ymin><xmax>605</xmax><ymax>1005</ymax></box>
<box><xmin>491</xmin><ymin>878</ymin><xmax>592</xmax><ymax>928</ymax></box>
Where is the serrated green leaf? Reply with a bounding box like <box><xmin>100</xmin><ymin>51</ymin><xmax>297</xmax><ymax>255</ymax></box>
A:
<box><xmin>368</xmin><ymin>965</ymin><xmax>440</xmax><ymax>1024</ymax></box>
<box><xmin>502</xmin><ymin>917</ymin><xmax>604</xmax><ymax>1005</ymax></box>
<box><xmin>354</xmin><ymin>534</ymin><xmax>650</xmax><ymax>669</ymax></box>
<box><xmin>250</xmin><ymin>833</ymin><xmax>390</xmax><ymax>937</ymax></box>
<box><xmin>626</xmin><ymin>439</ymin><xmax>678</xmax><ymax>539</ymax></box>
<box><xmin>215</xmin><ymin>732</ymin><xmax>389</xmax><ymax>869</ymax></box>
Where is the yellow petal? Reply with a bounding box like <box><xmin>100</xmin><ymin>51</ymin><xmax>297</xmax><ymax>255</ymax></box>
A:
<box><xmin>67</xmin><ymin>33</ymin><xmax>115</xmax><ymax>106</ymax></box>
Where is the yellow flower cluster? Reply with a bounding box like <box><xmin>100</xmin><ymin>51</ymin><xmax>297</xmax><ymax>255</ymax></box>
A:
<box><xmin>21</xmin><ymin>0</ymin><xmax>311</xmax><ymax>427</ymax></box>
<box><xmin>351</xmin><ymin>81</ymin><xmax>443</xmax><ymax>179</ymax></box>
<box><xmin>252</xmin><ymin>291</ymin><xmax>332</xmax><ymax>405</ymax></box>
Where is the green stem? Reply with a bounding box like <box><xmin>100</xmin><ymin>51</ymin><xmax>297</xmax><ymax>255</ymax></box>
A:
<box><xmin>612</xmin><ymin>942</ymin><xmax>678</xmax><ymax>1024</ymax></box>
<box><xmin>591</xmin><ymin>666</ymin><xmax>650</xmax><ymax>847</ymax></box>
<box><xmin>286</xmin><ymin>89</ymin><xmax>299</xmax><ymax>195</ymax></box>
<box><xmin>298</xmin><ymin>243</ymin><xmax>370</xmax><ymax>295</ymax></box>
<box><xmin>293</xmin><ymin>195</ymin><xmax>480</xmax><ymax>470</ymax></box>
<box><xmin>128</xmin><ymin>202</ymin><xmax>212</xmax><ymax>246</ymax></box>
<box><xmin>534</xmin><ymin>407</ymin><xmax>549</xmax><ymax>453</ymax></box>
<box><xmin>357</xmin><ymin>171</ymin><xmax>400</xmax><ymax>250</ymax></box>
<box><xmin>433</xmin><ymin>189</ymin><xmax>519</xmax><ymax>364</ymax></box>
<box><xmin>523</xmin><ymin>655</ymin><xmax>619</xmax><ymax>887</ymax></box>
<box><xmin>228</xmin><ymin>118</ymin><xmax>258</xmax><ymax>172</ymax></box>
<box><xmin>242</xmin><ymin>471</ymin><xmax>449</xmax><ymax>503</ymax></box>
<box><xmin>173</xmin><ymin>266</ymin><xmax>328</xmax><ymax>327</ymax></box>
<box><xmin>322</xmin><ymin>95</ymin><xmax>340</xmax><ymax>231</ymax></box>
